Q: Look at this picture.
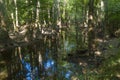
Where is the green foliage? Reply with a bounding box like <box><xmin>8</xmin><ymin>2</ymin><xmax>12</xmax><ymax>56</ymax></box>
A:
<box><xmin>82</xmin><ymin>0</ymin><xmax>89</xmax><ymax>7</ymax></box>
<box><xmin>107</xmin><ymin>0</ymin><xmax>120</xmax><ymax>22</ymax></box>
<box><xmin>104</xmin><ymin>0</ymin><xmax>120</xmax><ymax>36</ymax></box>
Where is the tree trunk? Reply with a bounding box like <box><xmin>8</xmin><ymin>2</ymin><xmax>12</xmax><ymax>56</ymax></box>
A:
<box><xmin>35</xmin><ymin>0</ymin><xmax>40</xmax><ymax>24</ymax></box>
<box><xmin>0</xmin><ymin>0</ymin><xmax>9</xmax><ymax>30</ymax></box>
<box><xmin>88</xmin><ymin>0</ymin><xmax>95</xmax><ymax>55</ymax></box>
<box><xmin>14</xmin><ymin>0</ymin><xmax>19</xmax><ymax>30</ymax></box>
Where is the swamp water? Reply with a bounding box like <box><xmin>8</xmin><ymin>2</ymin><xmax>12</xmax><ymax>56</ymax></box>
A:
<box><xmin>5</xmin><ymin>38</ymin><xmax>84</xmax><ymax>80</ymax></box>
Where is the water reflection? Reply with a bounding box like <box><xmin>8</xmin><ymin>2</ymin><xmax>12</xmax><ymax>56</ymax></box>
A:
<box><xmin>2</xmin><ymin>26</ymin><xmax>85</xmax><ymax>80</ymax></box>
<box><xmin>43</xmin><ymin>59</ymin><xmax>55</xmax><ymax>70</ymax></box>
<box><xmin>21</xmin><ymin>58</ymin><xmax>39</xmax><ymax>80</ymax></box>
<box><xmin>19</xmin><ymin>47</ymin><xmax>78</xmax><ymax>80</ymax></box>
<box><xmin>19</xmin><ymin>48</ymin><xmax>56</xmax><ymax>80</ymax></box>
<box><xmin>43</xmin><ymin>59</ymin><xmax>55</xmax><ymax>76</ymax></box>
<box><xmin>65</xmin><ymin>70</ymin><xmax>73</xmax><ymax>79</ymax></box>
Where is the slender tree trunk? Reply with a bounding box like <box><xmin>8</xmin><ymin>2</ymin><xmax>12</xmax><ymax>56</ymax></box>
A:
<box><xmin>75</xmin><ymin>5</ymin><xmax>79</xmax><ymax>50</ymax></box>
<box><xmin>88</xmin><ymin>0</ymin><xmax>95</xmax><ymax>55</ymax></box>
<box><xmin>35</xmin><ymin>0</ymin><xmax>40</xmax><ymax>24</ymax></box>
<box><xmin>14</xmin><ymin>0</ymin><xmax>19</xmax><ymax>30</ymax></box>
<box><xmin>104</xmin><ymin>0</ymin><xmax>108</xmax><ymax>40</ymax></box>
<box><xmin>53</xmin><ymin>0</ymin><xmax>61</xmax><ymax>79</ymax></box>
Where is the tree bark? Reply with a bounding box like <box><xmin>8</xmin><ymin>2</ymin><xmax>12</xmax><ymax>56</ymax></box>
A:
<box><xmin>88</xmin><ymin>0</ymin><xmax>95</xmax><ymax>55</ymax></box>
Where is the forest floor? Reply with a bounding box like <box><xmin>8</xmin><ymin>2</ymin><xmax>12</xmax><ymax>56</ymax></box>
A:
<box><xmin>67</xmin><ymin>37</ymin><xmax>120</xmax><ymax>77</ymax></box>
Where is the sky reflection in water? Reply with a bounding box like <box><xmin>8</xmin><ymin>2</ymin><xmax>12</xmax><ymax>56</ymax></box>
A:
<box><xmin>21</xmin><ymin>48</ymin><xmax>74</xmax><ymax>80</ymax></box>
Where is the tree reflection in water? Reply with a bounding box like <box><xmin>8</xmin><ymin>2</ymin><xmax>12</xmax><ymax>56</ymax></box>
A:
<box><xmin>43</xmin><ymin>59</ymin><xmax>55</xmax><ymax>76</ymax></box>
<box><xmin>20</xmin><ymin>48</ymin><xmax>56</xmax><ymax>80</ymax></box>
<box><xmin>21</xmin><ymin>58</ymin><xmax>39</xmax><ymax>80</ymax></box>
<box><xmin>19</xmin><ymin>46</ymin><xmax>75</xmax><ymax>80</ymax></box>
